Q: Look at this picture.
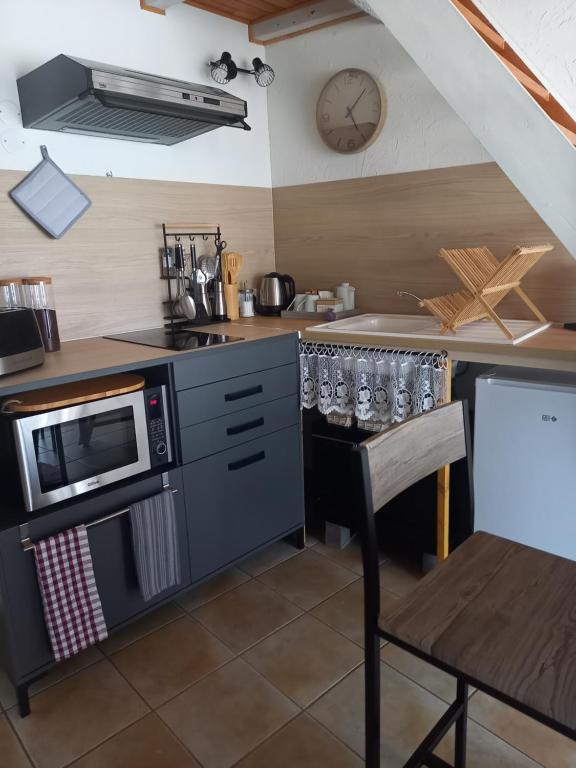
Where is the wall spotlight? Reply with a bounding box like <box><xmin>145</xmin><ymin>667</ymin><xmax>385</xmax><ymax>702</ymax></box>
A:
<box><xmin>209</xmin><ymin>52</ymin><xmax>275</xmax><ymax>88</ymax></box>
<box><xmin>210</xmin><ymin>52</ymin><xmax>237</xmax><ymax>85</ymax></box>
<box><xmin>252</xmin><ymin>58</ymin><xmax>275</xmax><ymax>88</ymax></box>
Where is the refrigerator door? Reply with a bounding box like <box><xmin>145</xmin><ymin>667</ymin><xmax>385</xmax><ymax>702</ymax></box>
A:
<box><xmin>474</xmin><ymin>372</ymin><xmax>576</xmax><ymax>560</ymax></box>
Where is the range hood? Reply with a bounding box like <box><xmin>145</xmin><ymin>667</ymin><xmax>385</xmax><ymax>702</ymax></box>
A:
<box><xmin>17</xmin><ymin>55</ymin><xmax>250</xmax><ymax>145</ymax></box>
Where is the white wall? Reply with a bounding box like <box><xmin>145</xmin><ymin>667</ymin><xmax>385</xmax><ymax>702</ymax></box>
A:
<box><xmin>0</xmin><ymin>0</ymin><xmax>271</xmax><ymax>186</ymax></box>
<box><xmin>476</xmin><ymin>0</ymin><xmax>576</xmax><ymax>120</ymax></box>
<box><xmin>266</xmin><ymin>15</ymin><xmax>490</xmax><ymax>187</ymax></box>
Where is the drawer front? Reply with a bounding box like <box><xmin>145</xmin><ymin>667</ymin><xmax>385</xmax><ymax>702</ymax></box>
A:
<box><xmin>183</xmin><ymin>426</ymin><xmax>304</xmax><ymax>583</ymax></box>
<box><xmin>177</xmin><ymin>363</ymin><xmax>297</xmax><ymax>427</ymax></box>
<box><xmin>181</xmin><ymin>395</ymin><xmax>299</xmax><ymax>463</ymax></box>
<box><xmin>0</xmin><ymin>469</ymin><xmax>191</xmax><ymax>681</ymax></box>
<box><xmin>173</xmin><ymin>334</ymin><xmax>298</xmax><ymax>391</ymax></box>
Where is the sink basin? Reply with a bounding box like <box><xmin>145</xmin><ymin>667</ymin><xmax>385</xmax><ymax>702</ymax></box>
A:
<box><xmin>309</xmin><ymin>314</ymin><xmax>551</xmax><ymax>346</ymax></box>
<box><xmin>313</xmin><ymin>314</ymin><xmax>437</xmax><ymax>335</ymax></box>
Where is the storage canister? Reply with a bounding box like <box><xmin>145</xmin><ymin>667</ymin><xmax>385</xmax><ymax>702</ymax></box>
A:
<box><xmin>22</xmin><ymin>277</ymin><xmax>61</xmax><ymax>352</ymax></box>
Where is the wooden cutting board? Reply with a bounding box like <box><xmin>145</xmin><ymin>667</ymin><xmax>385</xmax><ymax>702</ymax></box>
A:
<box><xmin>2</xmin><ymin>373</ymin><xmax>145</xmax><ymax>413</ymax></box>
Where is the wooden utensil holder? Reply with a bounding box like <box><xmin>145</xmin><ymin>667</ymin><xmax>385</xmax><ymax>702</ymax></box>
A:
<box><xmin>224</xmin><ymin>283</ymin><xmax>239</xmax><ymax>320</ymax></box>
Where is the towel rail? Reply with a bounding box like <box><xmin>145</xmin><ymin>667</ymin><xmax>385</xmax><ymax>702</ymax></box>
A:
<box><xmin>19</xmin><ymin>487</ymin><xmax>178</xmax><ymax>552</ymax></box>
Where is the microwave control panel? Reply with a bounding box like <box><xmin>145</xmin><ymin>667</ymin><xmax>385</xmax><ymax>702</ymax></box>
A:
<box><xmin>144</xmin><ymin>386</ymin><xmax>172</xmax><ymax>467</ymax></box>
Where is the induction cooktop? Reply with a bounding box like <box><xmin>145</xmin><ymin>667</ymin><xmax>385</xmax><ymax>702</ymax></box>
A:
<box><xmin>106</xmin><ymin>327</ymin><xmax>244</xmax><ymax>351</ymax></box>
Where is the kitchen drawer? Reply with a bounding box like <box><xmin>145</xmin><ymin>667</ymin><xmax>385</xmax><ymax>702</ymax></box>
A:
<box><xmin>173</xmin><ymin>334</ymin><xmax>298</xmax><ymax>391</ymax></box>
<box><xmin>183</xmin><ymin>426</ymin><xmax>304</xmax><ymax>582</ymax></box>
<box><xmin>177</xmin><ymin>363</ymin><xmax>297</xmax><ymax>427</ymax></box>
<box><xmin>0</xmin><ymin>469</ymin><xmax>191</xmax><ymax>682</ymax></box>
<box><xmin>181</xmin><ymin>395</ymin><xmax>299</xmax><ymax>463</ymax></box>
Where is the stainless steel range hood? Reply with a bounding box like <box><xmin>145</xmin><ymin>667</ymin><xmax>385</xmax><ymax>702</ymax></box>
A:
<box><xmin>17</xmin><ymin>55</ymin><xmax>250</xmax><ymax>145</ymax></box>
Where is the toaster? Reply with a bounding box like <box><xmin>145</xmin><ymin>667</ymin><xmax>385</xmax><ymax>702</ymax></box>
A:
<box><xmin>0</xmin><ymin>308</ymin><xmax>45</xmax><ymax>376</ymax></box>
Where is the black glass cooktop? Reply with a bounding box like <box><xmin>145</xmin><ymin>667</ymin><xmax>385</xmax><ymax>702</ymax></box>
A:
<box><xmin>106</xmin><ymin>327</ymin><xmax>244</xmax><ymax>351</ymax></box>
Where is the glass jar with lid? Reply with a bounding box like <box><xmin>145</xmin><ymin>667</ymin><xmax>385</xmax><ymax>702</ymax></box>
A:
<box><xmin>22</xmin><ymin>277</ymin><xmax>61</xmax><ymax>352</ymax></box>
<box><xmin>0</xmin><ymin>278</ymin><xmax>24</xmax><ymax>310</ymax></box>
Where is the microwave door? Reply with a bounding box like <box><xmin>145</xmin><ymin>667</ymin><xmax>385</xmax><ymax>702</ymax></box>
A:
<box><xmin>14</xmin><ymin>391</ymin><xmax>152</xmax><ymax>511</ymax></box>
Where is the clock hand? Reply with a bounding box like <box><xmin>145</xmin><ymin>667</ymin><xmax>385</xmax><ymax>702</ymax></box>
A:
<box><xmin>345</xmin><ymin>87</ymin><xmax>367</xmax><ymax>119</ymax></box>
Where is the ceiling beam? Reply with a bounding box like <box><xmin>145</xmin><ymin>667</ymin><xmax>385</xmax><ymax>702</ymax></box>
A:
<box><xmin>140</xmin><ymin>0</ymin><xmax>184</xmax><ymax>14</ymax></box>
<box><xmin>249</xmin><ymin>0</ymin><xmax>365</xmax><ymax>44</ymax></box>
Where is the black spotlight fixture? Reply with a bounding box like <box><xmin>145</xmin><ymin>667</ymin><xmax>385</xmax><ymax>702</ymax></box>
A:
<box><xmin>209</xmin><ymin>53</ymin><xmax>275</xmax><ymax>88</ymax></box>
<box><xmin>210</xmin><ymin>52</ymin><xmax>238</xmax><ymax>85</ymax></box>
<box><xmin>251</xmin><ymin>57</ymin><xmax>275</xmax><ymax>87</ymax></box>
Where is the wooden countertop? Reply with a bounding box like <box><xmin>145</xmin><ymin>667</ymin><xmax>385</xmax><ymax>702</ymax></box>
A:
<box><xmin>301</xmin><ymin>320</ymin><xmax>576</xmax><ymax>372</ymax></box>
<box><xmin>0</xmin><ymin>320</ymin><xmax>305</xmax><ymax>397</ymax></box>
<box><xmin>1</xmin><ymin>315</ymin><xmax>575</xmax><ymax>398</ymax></box>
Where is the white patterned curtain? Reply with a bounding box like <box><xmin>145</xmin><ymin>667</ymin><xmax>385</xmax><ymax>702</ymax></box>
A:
<box><xmin>299</xmin><ymin>342</ymin><xmax>449</xmax><ymax>431</ymax></box>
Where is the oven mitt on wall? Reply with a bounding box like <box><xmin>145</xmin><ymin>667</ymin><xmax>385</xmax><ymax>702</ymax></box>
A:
<box><xmin>9</xmin><ymin>145</ymin><xmax>91</xmax><ymax>239</ymax></box>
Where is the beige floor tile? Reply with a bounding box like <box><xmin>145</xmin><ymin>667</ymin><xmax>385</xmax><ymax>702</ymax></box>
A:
<box><xmin>235</xmin><ymin>713</ymin><xmax>363</xmax><ymax>768</ymax></box>
<box><xmin>469</xmin><ymin>691</ymin><xmax>576</xmax><ymax>768</ymax></box>
<box><xmin>435</xmin><ymin>719</ymin><xmax>542</xmax><ymax>768</ymax></box>
<box><xmin>258</xmin><ymin>550</ymin><xmax>358</xmax><ymax>610</ymax></box>
<box><xmin>312</xmin><ymin>579</ymin><xmax>399</xmax><ymax>647</ymax></box>
<box><xmin>99</xmin><ymin>602</ymin><xmax>184</xmax><ymax>655</ymax></box>
<box><xmin>378</xmin><ymin>559</ymin><xmax>423</xmax><ymax>597</ymax></box>
<box><xmin>0</xmin><ymin>647</ymin><xmax>103</xmax><ymax>711</ymax></box>
<box><xmin>309</xmin><ymin>662</ymin><xmax>446</xmax><ymax>764</ymax></box>
<box><xmin>312</xmin><ymin>539</ymin><xmax>367</xmax><ymax>576</ymax></box>
<box><xmin>193</xmin><ymin>580</ymin><xmax>302</xmax><ymax>653</ymax></box>
<box><xmin>239</xmin><ymin>541</ymin><xmax>301</xmax><ymax>577</ymax></box>
<box><xmin>8</xmin><ymin>661</ymin><xmax>148</xmax><ymax>768</ymax></box>
<box><xmin>158</xmin><ymin>658</ymin><xmax>299</xmax><ymax>768</ymax></box>
<box><xmin>0</xmin><ymin>714</ymin><xmax>32</xmax><ymax>768</ymax></box>
<box><xmin>111</xmin><ymin>615</ymin><xmax>233</xmax><ymax>708</ymax></box>
<box><xmin>244</xmin><ymin>615</ymin><xmax>363</xmax><ymax>707</ymax></box>
<box><xmin>380</xmin><ymin>644</ymin><xmax>457</xmax><ymax>703</ymax></box>
<box><xmin>178</xmin><ymin>567</ymin><xmax>250</xmax><ymax>611</ymax></box>
<box><xmin>71</xmin><ymin>713</ymin><xmax>200</xmax><ymax>768</ymax></box>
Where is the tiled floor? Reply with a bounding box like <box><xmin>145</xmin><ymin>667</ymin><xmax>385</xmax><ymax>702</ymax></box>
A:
<box><xmin>1</xmin><ymin>538</ymin><xmax>575</xmax><ymax>768</ymax></box>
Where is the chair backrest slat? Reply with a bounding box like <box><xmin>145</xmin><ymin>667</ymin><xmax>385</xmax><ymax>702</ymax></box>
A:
<box><xmin>361</xmin><ymin>402</ymin><xmax>467</xmax><ymax>512</ymax></box>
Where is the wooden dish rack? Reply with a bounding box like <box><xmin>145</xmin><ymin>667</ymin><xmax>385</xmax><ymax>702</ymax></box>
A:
<box><xmin>418</xmin><ymin>244</ymin><xmax>553</xmax><ymax>339</ymax></box>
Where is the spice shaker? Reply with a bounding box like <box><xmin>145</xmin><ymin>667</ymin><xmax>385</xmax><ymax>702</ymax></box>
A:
<box><xmin>22</xmin><ymin>277</ymin><xmax>61</xmax><ymax>352</ymax></box>
<box><xmin>239</xmin><ymin>287</ymin><xmax>255</xmax><ymax>317</ymax></box>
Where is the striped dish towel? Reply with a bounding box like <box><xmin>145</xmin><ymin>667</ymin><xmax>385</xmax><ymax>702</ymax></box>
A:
<box><xmin>33</xmin><ymin>526</ymin><xmax>108</xmax><ymax>662</ymax></box>
<box><xmin>130</xmin><ymin>489</ymin><xmax>181</xmax><ymax>602</ymax></box>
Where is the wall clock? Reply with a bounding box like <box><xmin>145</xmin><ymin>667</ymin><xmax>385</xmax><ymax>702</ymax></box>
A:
<box><xmin>316</xmin><ymin>69</ymin><xmax>386</xmax><ymax>154</ymax></box>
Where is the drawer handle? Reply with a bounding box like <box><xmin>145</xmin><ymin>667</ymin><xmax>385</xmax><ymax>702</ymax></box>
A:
<box><xmin>228</xmin><ymin>451</ymin><xmax>266</xmax><ymax>471</ymax></box>
<box><xmin>224</xmin><ymin>385</ymin><xmax>263</xmax><ymax>402</ymax></box>
<box><xmin>226</xmin><ymin>417</ymin><xmax>265</xmax><ymax>436</ymax></box>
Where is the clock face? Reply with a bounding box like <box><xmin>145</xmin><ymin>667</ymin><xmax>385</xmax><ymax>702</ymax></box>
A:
<box><xmin>316</xmin><ymin>69</ymin><xmax>385</xmax><ymax>154</ymax></box>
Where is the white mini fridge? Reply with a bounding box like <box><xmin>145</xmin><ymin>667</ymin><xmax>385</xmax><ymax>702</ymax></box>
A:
<box><xmin>475</xmin><ymin>367</ymin><xmax>576</xmax><ymax>560</ymax></box>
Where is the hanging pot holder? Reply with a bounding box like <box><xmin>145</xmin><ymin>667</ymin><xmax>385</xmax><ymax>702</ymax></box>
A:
<box><xmin>9</xmin><ymin>146</ymin><xmax>91</xmax><ymax>239</ymax></box>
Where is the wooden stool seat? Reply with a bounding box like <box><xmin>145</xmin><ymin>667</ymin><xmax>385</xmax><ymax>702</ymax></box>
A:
<box><xmin>378</xmin><ymin>531</ymin><xmax>576</xmax><ymax>737</ymax></box>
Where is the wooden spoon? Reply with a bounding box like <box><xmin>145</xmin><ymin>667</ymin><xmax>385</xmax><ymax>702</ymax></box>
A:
<box><xmin>223</xmin><ymin>252</ymin><xmax>243</xmax><ymax>284</ymax></box>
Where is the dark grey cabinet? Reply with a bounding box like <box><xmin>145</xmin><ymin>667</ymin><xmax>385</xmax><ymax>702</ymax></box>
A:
<box><xmin>184</xmin><ymin>426</ymin><xmax>304</xmax><ymax>582</ymax></box>
<box><xmin>174</xmin><ymin>334</ymin><xmax>305</xmax><ymax>582</ymax></box>
<box><xmin>0</xmin><ymin>332</ymin><xmax>304</xmax><ymax>714</ymax></box>
<box><xmin>0</xmin><ymin>469</ymin><xmax>190</xmax><ymax>687</ymax></box>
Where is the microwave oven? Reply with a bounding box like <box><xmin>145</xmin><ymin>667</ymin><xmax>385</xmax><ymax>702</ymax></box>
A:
<box><xmin>10</xmin><ymin>386</ymin><xmax>172</xmax><ymax>512</ymax></box>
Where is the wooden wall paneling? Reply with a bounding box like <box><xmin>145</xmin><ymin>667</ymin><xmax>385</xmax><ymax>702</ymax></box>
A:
<box><xmin>0</xmin><ymin>172</ymin><xmax>274</xmax><ymax>341</ymax></box>
<box><xmin>273</xmin><ymin>162</ymin><xmax>576</xmax><ymax>324</ymax></box>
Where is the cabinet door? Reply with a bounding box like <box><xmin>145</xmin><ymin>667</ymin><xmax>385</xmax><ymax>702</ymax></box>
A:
<box><xmin>0</xmin><ymin>470</ymin><xmax>190</xmax><ymax>683</ymax></box>
<box><xmin>183</xmin><ymin>426</ymin><xmax>304</xmax><ymax>582</ymax></box>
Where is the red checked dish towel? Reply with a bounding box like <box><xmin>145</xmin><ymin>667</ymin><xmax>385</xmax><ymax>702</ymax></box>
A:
<box><xmin>33</xmin><ymin>526</ymin><xmax>108</xmax><ymax>661</ymax></box>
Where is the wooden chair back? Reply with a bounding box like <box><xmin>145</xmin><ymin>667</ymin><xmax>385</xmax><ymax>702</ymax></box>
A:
<box><xmin>361</xmin><ymin>402</ymin><xmax>468</xmax><ymax>512</ymax></box>
<box><xmin>353</xmin><ymin>401</ymin><xmax>473</xmax><ymax>632</ymax></box>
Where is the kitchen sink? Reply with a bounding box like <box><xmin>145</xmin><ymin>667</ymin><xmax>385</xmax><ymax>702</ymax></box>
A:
<box><xmin>314</xmin><ymin>314</ymin><xmax>437</xmax><ymax>335</ymax></box>
<box><xmin>309</xmin><ymin>314</ymin><xmax>551</xmax><ymax>345</ymax></box>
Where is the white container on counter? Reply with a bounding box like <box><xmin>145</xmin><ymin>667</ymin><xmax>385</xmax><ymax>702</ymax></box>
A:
<box><xmin>336</xmin><ymin>282</ymin><xmax>355</xmax><ymax>310</ymax></box>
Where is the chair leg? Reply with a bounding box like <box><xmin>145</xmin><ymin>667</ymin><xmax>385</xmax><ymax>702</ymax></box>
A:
<box><xmin>365</xmin><ymin>632</ymin><xmax>381</xmax><ymax>768</ymax></box>
<box><xmin>454</xmin><ymin>678</ymin><xmax>468</xmax><ymax>768</ymax></box>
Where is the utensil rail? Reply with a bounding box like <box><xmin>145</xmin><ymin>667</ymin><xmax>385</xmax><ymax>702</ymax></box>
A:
<box><xmin>19</xmin><ymin>488</ymin><xmax>178</xmax><ymax>552</ymax></box>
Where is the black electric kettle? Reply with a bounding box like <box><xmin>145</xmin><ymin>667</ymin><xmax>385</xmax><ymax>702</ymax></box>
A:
<box><xmin>256</xmin><ymin>273</ymin><xmax>296</xmax><ymax>316</ymax></box>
